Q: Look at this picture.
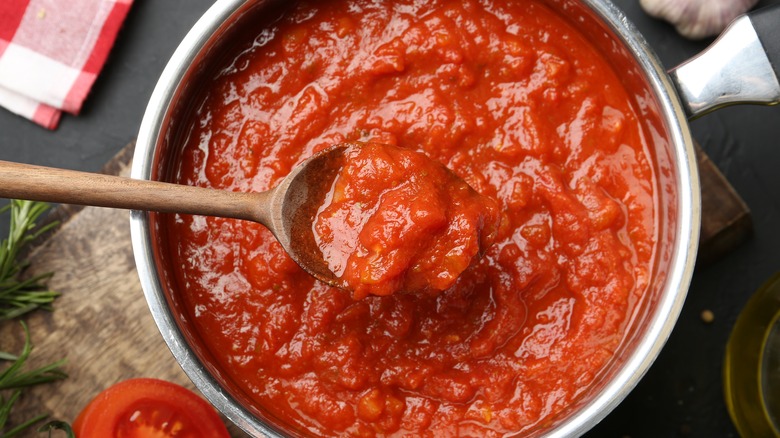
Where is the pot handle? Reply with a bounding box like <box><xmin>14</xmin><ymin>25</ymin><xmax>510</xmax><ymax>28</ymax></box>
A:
<box><xmin>670</xmin><ymin>4</ymin><xmax>780</xmax><ymax>119</ymax></box>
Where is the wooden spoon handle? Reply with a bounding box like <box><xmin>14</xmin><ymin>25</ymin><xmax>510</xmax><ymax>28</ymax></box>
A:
<box><xmin>0</xmin><ymin>160</ymin><xmax>266</xmax><ymax>222</ymax></box>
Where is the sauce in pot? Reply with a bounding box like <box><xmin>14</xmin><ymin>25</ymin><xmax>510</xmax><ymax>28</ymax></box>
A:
<box><xmin>315</xmin><ymin>141</ymin><xmax>500</xmax><ymax>299</ymax></box>
<box><xmin>168</xmin><ymin>0</ymin><xmax>658</xmax><ymax>435</ymax></box>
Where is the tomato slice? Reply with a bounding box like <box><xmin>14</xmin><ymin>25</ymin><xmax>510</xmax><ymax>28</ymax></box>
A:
<box><xmin>73</xmin><ymin>378</ymin><xmax>231</xmax><ymax>438</ymax></box>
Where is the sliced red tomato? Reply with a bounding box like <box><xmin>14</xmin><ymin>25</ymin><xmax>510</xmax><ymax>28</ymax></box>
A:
<box><xmin>73</xmin><ymin>377</ymin><xmax>231</xmax><ymax>438</ymax></box>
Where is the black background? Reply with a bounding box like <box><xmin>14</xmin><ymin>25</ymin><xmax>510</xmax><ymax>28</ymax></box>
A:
<box><xmin>2</xmin><ymin>1</ymin><xmax>780</xmax><ymax>436</ymax></box>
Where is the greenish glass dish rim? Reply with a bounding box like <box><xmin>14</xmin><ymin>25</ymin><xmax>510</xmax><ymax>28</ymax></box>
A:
<box><xmin>724</xmin><ymin>272</ymin><xmax>780</xmax><ymax>437</ymax></box>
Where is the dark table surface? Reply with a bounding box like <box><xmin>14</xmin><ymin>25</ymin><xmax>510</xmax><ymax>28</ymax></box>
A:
<box><xmin>2</xmin><ymin>1</ymin><xmax>779</xmax><ymax>437</ymax></box>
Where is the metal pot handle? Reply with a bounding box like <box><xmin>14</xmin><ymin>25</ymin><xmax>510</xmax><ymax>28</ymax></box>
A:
<box><xmin>670</xmin><ymin>4</ymin><xmax>780</xmax><ymax>119</ymax></box>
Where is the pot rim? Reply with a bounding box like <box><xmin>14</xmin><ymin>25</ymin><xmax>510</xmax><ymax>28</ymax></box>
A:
<box><xmin>130</xmin><ymin>0</ymin><xmax>701</xmax><ymax>436</ymax></box>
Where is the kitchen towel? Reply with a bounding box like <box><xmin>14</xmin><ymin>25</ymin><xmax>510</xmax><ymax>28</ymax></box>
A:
<box><xmin>0</xmin><ymin>0</ymin><xmax>133</xmax><ymax>129</ymax></box>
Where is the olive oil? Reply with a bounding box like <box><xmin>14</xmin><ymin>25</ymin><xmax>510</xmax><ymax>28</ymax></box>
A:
<box><xmin>724</xmin><ymin>273</ymin><xmax>780</xmax><ymax>436</ymax></box>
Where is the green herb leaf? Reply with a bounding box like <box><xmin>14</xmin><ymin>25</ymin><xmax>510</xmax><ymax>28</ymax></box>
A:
<box><xmin>0</xmin><ymin>322</ymin><xmax>68</xmax><ymax>390</ymax></box>
<box><xmin>0</xmin><ymin>322</ymin><xmax>68</xmax><ymax>436</ymax></box>
<box><xmin>0</xmin><ymin>200</ymin><xmax>59</xmax><ymax>321</ymax></box>
<box><xmin>0</xmin><ymin>410</ymin><xmax>47</xmax><ymax>438</ymax></box>
<box><xmin>0</xmin><ymin>390</ymin><xmax>22</xmax><ymax>431</ymax></box>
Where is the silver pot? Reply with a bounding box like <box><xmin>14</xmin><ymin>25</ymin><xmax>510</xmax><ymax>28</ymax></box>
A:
<box><xmin>130</xmin><ymin>0</ymin><xmax>780</xmax><ymax>436</ymax></box>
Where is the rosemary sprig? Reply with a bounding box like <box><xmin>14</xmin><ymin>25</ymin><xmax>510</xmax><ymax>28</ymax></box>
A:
<box><xmin>0</xmin><ymin>200</ymin><xmax>69</xmax><ymax>436</ymax></box>
<box><xmin>0</xmin><ymin>322</ymin><xmax>68</xmax><ymax>437</ymax></box>
<box><xmin>0</xmin><ymin>200</ymin><xmax>59</xmax><ymax>321</ymax></box>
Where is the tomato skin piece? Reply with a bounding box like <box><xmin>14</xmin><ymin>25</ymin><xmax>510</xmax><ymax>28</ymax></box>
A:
<box><xmin>73</xmin><ymin>378</ymin><xmax>230</xmax><ymax>438</ymax></box>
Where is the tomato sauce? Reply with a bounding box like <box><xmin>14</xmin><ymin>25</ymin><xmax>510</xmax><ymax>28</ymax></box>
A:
<box><xmin>315</xmin><ymin>142</ymin><xmax>500</xmax><ymax>299</ymax></box>
<box><xmin>168</xmin><ymin>0</ymin><xmax>657</xmax><ymax>435</ymax></box>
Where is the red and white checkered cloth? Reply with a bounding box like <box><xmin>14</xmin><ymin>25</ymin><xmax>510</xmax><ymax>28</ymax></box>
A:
<box><xmin>0</xmin><ymin>0</ymin><xmax>132</xmax><ymax>129</ymax></box>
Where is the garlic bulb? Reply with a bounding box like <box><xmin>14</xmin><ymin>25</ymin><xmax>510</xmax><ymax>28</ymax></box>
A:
<box><xmin>639</xmin><ymin>0</ymin><xmax>759</xmax><ymax>39</ymax></box>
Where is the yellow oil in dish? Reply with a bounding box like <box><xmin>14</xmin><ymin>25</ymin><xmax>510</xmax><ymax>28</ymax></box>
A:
<box><xmin>724</xmin><ymin>273</ymin><xmax>780</xmax><ymax>437</ymax></box>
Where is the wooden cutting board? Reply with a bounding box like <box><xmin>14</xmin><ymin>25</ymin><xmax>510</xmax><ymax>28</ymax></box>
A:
<box><xmin>1</xmin><ymin>141</ymin><xmax>749</xmax><ymax>436</ymax></box>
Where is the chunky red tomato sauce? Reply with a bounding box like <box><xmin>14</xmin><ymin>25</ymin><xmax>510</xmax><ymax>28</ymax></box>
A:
<box><xmin>315</xmin><ymin>142</ymin><xmax>500</xmax><ymax>299</ymax></box>
<box><xmin>168</xmin><ymin>0</ymin><xmax>657</xmax><ymax>435</ymax></box>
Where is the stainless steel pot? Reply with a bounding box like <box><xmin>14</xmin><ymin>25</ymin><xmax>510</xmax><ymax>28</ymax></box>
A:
<box><xmin>130</xmin><ymin>1</ymin><xmax>780</xmax><ymax>436</ymax></box>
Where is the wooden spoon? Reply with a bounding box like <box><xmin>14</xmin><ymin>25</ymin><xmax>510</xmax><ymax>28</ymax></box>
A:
<box><xmin>0</xmin><ymin>144</ymin><xmax>350</xmax><ymax>286</ymax></box>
